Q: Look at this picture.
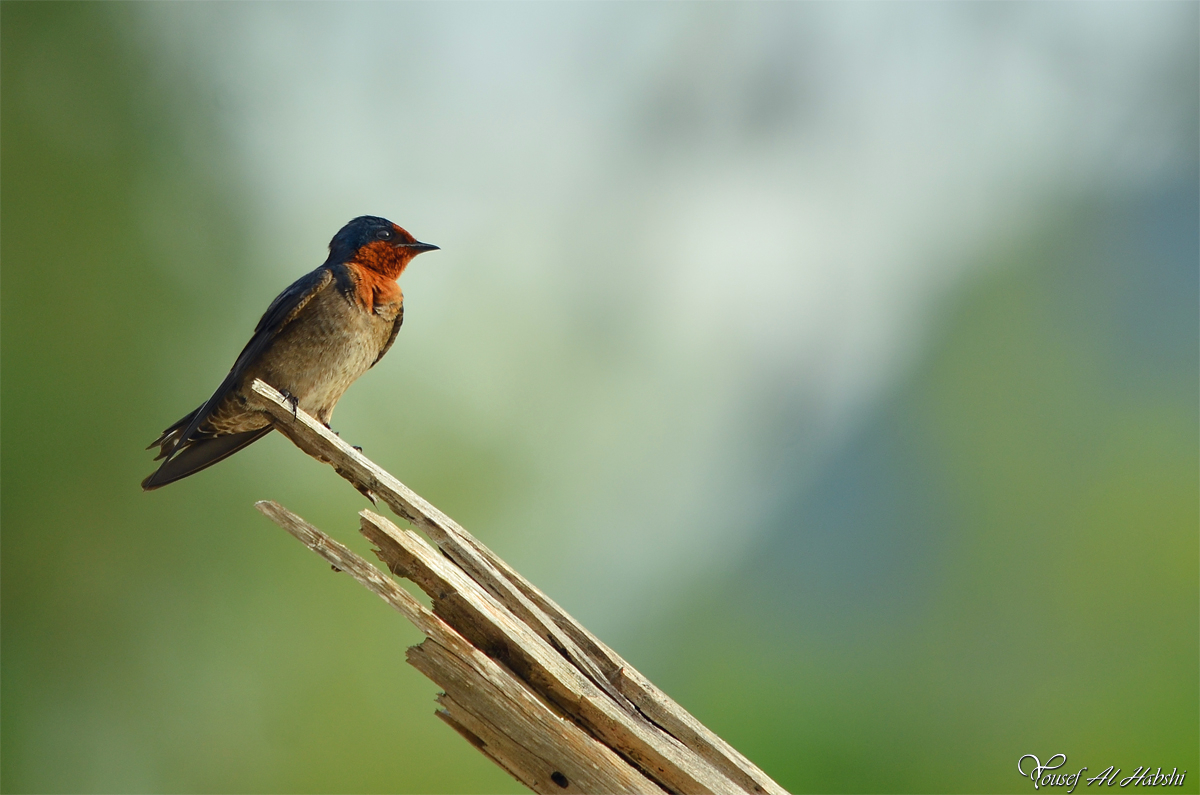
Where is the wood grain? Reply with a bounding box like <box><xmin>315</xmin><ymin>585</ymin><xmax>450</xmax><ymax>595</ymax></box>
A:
<box><xmin>251</xmin><ymin>378</ymin><xmax>786</xmax><ymax>795</ymax></box>
<box><xmin>255</xmin><ymin>501</ymin><xmax>660</xmax><ymax>795</ymax></box>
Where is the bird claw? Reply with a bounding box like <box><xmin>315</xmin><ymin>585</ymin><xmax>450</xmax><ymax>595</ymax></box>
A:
<box><xmin>280</xmin><ymin>390</ymin><xmax>300</xmax><ymax>418</ymax></box>
<box><xmin>327</xmin><ymin>428</ymin><xmax>362</xmax><ymax>453</ymax></box>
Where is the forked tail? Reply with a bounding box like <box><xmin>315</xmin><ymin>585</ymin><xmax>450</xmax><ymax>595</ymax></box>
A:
<box><xmin>142</xmin><ymin>423</ymin><xmax>272</xmax><ymax>491</ymax></box>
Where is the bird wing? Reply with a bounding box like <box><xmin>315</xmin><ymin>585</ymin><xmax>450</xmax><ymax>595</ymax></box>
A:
<box><xmin>142</xmin><ymin>427</ymin><xmax>273</xmax><ymax>490</ymax></box>
<box><xmin>161</xmin><ymin>266</ymin><xmax>336</xmax><ymax>460</ymax></box>
<box><xmin>371</xmin><ymin>302</ymin><xmax>404</xmax><ymax>368</ymax></box>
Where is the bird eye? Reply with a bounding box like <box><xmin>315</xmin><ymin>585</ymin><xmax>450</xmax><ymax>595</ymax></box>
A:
<box><xmin>375</xmin><ymin>229</ymin><xmax>393</xmax><ymax>240</ymax></box>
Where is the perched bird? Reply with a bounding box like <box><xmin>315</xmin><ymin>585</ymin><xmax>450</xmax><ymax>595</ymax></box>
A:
<box><xmin>142</xmin><ymin>215</ymin><xmax>437</xmax><ymax>491</ymax></box>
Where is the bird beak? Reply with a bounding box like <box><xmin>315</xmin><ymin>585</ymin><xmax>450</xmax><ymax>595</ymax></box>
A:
<box><xmin>402</xmin><ymin>241</ymin><xmax>439</xmax><ymax>254</ymax></box>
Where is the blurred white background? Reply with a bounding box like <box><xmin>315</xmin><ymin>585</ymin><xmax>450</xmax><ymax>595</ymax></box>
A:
<box><xmin>5</xmin><ymin>3</ymin><xmax>1195</xmax><ymax>792</ymax></box>
<box><xmin>136</xmin><ymin>2</ymin><xmax>1192</xmax><ymax>628</ymax></box>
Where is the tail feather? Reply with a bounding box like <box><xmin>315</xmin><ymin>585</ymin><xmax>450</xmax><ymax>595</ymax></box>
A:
<box><xmin>146</xmin><ymin>408</ymin><xmax>200</xmax><ymax>459</ymax></box>
<box><xmin>141</xmin><ymin>427</ymin><xmax>272</xmax><ymax>491</ymax></box>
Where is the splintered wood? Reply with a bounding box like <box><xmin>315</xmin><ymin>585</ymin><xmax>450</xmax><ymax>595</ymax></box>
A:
<box><xmin>251</xmin><ymin>378</ymin><xmax>786</xmax><ymax>795</ymax></box>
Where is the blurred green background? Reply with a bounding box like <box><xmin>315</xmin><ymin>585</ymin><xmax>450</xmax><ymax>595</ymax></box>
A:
<box><xmin>2</xmin><ymin>3</ymin><xmax>1196</xmax><ymax>793</ymax></box>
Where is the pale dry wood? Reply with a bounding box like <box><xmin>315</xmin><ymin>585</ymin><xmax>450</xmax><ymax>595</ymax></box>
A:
<box><xmin>254</xmin><ymin>501</ymin><xmax>663</xmax><ymax>795</ymax></box>
<box><xmin>482</xmin><ymin>559</ymin><xmax>783</xmax><ymax>795</ymax></box>
<box><xmin>433</xmin><ymin>693</ymin><xmax>646</xmax><ymax>795</ymax></box>
<box><xmin>250</xmin><ymin>382</ymin><xmax>633</xmax><ymax>712</ymax></box>
<box><xmin>433</xmin><ymin>700</ymin><xmax>534</xmax><ymax>789</ymax></box>
<box><xmin>410</xmin><ymin>646</ymin><xmax>659</xmax><ymax>795</ymax></box>
<box><xmin>358</xmin><ymin>510</ymin><xmax>740</xmax><ymax>795</ymax></box>
<box><xmin>251</xmin><ymin>378</ymin><xmax>787</xmax><ymax>795</ymax></box>
<box><xmin>255</xmin><ymin>499</ymin><xmax>433</xmax><ymax>633</ymax></box>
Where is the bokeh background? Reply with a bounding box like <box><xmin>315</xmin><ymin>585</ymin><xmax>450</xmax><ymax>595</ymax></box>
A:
<box><xmin>3</xmin><ymin>3</ymin><xmax>1196</xmax><ymax>793</ymax></box>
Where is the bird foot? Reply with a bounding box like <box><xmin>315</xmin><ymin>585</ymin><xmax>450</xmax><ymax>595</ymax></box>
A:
<box><xmin>330</xmin><ymin>429</ymin><xmax>364</xmax><ymax>452</ymax></box>
<box><xmin>327</xmin><ymin>428</ymin><xmax>362</xmax><ymax>452</ymax></box>
<box><xmin>280</xmin><ymin>390</ymin><xmax>300</xmax><ymax>418</ymax></box>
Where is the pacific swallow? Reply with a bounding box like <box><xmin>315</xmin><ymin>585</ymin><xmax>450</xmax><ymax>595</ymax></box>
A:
<box><xmin>142</xmin><ymin>215</ymin><xmax>437</xmax><ymax>491</ymax></box>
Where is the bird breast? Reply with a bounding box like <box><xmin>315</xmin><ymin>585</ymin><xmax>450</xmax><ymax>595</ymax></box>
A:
<box><xmin>241</xmin><ymin>285</ymin><xmax>400</xmax><ymax>424</ymax></box>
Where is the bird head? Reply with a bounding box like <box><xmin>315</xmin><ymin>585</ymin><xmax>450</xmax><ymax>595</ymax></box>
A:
<box><xmin>328</xmin><ymin>215</ymin><xmax>438</xmax><ymax>277</ymax></box>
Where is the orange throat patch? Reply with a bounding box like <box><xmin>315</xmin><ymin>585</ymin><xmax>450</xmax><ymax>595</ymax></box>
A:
<box><xmin>349</xmin><ymin>266</ymin><xmax>403</xmax><ymax>313</ymax></box>
<box><xmin>348</xmin><ymin>240</ymin><xmax>411</xmax><ymax>312</ymax></box>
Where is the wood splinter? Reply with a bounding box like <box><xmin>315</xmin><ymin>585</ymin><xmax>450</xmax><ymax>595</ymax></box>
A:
<box><xmin>251</xmin><ymin>378</ymin><xmax>785</xmax><ymax>795</ymax></box>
